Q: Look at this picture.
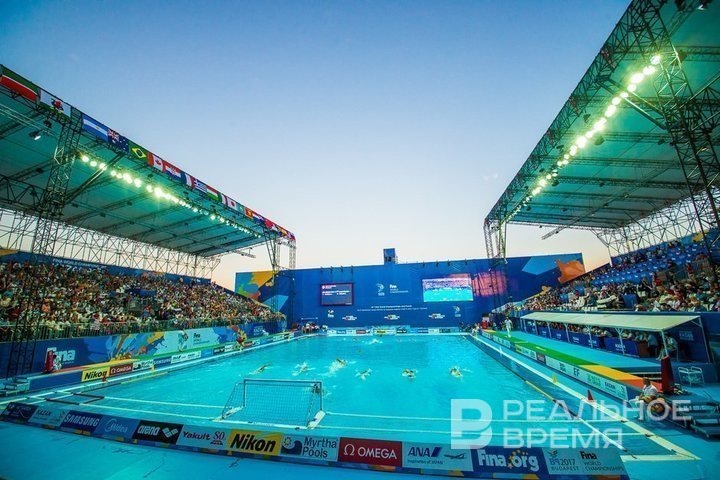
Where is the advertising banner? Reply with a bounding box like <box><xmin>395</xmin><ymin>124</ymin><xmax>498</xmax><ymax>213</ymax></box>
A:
<box><xmin>177</xmin><ymin>425</ymin><xmax>230</xmax><ymax>449</ymax></box>
<box><xmin>81</xmin><ymin>366</ymin><xmax>109</xmax><ymax>382</ymax></box>
<box><xmin>28</xmin><ymin>405</ymin><xmax>68</xmax><ymax>427</ymax></box>
<box><xmin>1</xmin><ymin>402</ymin><xmax>38</xmax><ymax>422</ymax></box>
<box><xmin>60</xmin><ymin>410</ymin><xmax>103</xmax><ymax>433</ymax></box>
<box><xmin>280</xmin><ymin>434</ymin><xmax>340</xmax><ymax>461</ymax></box>
<box><xmin>472</xmin><ymin>446</ymin><xmax>547</xmax><ymax>476</ymax></box>
<box><xmin>544</xmin><ymin>357</ymin><xmax>628</xmax><ymax>400</ymax></box>
<box><xmin>338</xmin><ymin>437</ymin><xmax>402</xmax><ymax>467</ymax></box>
<box><xmin>402</xmin><ymin>442</ymin><xmax>473</xmax><ymax>471</ymax></box>
<box><xmin>108</xmin><ymin>363</ymin><xmax>134</xmax><ymax>377</ymax></box>
<box><xmin>542</xmin><ymin>448</ymin><xmax>627</xmax><ymax>476</ymax></box>
<box><xmin>225</xmin><ymin>429</ymin><xmax>283</xmax><ymax>455</ymax></box>
<box><xmin>95</xmin><ymin>416</ymin><xmax>140</xmax><ymax>439</ymax></box>
<box><xmin>132</xmin><ymin>420</ymin><xmax>183</xmax><ymax>444</ymax></box>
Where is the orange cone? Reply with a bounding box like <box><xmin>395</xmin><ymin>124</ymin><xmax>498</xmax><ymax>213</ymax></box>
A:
<box><xmin>587</xmin><ymin>389</ymin><xmax>595</xmax><ymax>402</ymax></box>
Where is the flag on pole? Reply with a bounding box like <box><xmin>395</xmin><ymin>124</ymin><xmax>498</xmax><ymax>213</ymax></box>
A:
<box><xmin>194</xmin><ymin>179</ymin><xmax>208</xmax><ymax>194</ymax></box>
<box><xmin>82</xmin><ymin>114</ymin><xmax>108</xmax><ymax>142</ymax></box>
<box><xmin>107</xmin><ymin>128</ymin><xmax>129</xmax><ymax>152</ymax></box>
<box><xmin>0</xmin><ymin>68</ymin><xmax>38</xmax><ymax>101</ymax></box>
<box><xmin>205</xmin><ymin>184</ymin><xmax>221</xmax><ymax>202</ymax></box>
<box><xmin>222</xmin><ymin>194</ymin><xmax>239</xmax><ymax>211</ymax></box>
<box><xmin>182</xmin><ymin>172</ymin><xmax>194</xmax><ymax>188</ymax></box>
<box><xmin>39</xmin><ymin>89</ymin><xmax>71</xmax><ymax>117</ymax></box>
<box><xmin>129</xmin><ymin>141</ymin><xmax>149</xmax><ymax>162</ymax></box>
<box><xmin>163</xmin><ymin>161</ymin><xmax>182</xmax><ymax>180</ymax></box>
<box><xmin>148</xmin><ymin>152</ymin><xmax>164</xmax><ymax>172</ymax></box>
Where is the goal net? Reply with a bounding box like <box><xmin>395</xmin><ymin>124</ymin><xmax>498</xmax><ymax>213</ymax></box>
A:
<box><xmin>221</xmin><ymin>378</ymin><xmax>324</xmax><ymax>428</ymax></box>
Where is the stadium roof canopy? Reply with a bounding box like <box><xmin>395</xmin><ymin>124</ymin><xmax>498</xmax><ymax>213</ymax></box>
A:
<box><xmin>486</xmin><ymin>0</ymin><xmax>720</xmax><ymax>232</ymax></box>
<box><xmin>0</xmin><ymin>65</ymin><xmax>295</xmax><ymax>258</ymax></box>
<box><xmin>522</xmin><ymin>311</ymin><xmax>698</xmax><ymax>332</ymax></box>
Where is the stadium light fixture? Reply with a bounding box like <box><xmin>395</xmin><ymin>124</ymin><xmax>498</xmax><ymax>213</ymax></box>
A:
<box><xmin>192</xmin><ymin>207</ymin><xmax>199</xmax><ymax>213</ymax></box>
<box><xmin>576</xmin><ymin>136</ymin><xmax>588</xmax><ymax>148</ymax></box>
<box><xmin>154</xmin><ymin>187</ymin><xmax>164</xmax><ymax>198</ymax></box>
<box><xmin>630</xmin><ymin>72</ymin><xmax>645</xmax><ymax>84</ymax></box>
<box><xmin>611</xmin><ymin>97</ymin><xmax>621</xmax><ymax>106</ymax></box>
<box><xmin>210</xmin><ymin>213</ymin><xmax>216</xmax><ymax>220</ymax></box>
<box><xmin>29</xmin><ymin>130</ymin><xmax>42</xmax><ymax>140</ymax></box>
<box><xmin>620</xmin><ymin>91</ymin><xmax>629</xmax><ymax>98</ymax></box>
<box><xmin>650</xmin><ymin>55</ymin><xmax>662</xmax><ymax>65</ymax></box>
<box><xmin>110</xmin><ymin>170</ymin><xmax>117</xmax><ymax>177</ymax></box>
<box><xmin>90</xmin><ymin>160</ymin><xmax>98</xmax><ymax>168</ymax></box>
<box><xmin>642</xmin><ymin>66</ymin><xmax>656</xmax><ymax>75</ymax></box>
<box><xmin>604</xmin><ymin>104</ymin><xmax>617</xmax><ymax>117</ymax></box>
<box><xmin>81</xmin><ymin>155</ymin><xmax>90</xmax><ymax>163</ymax></box>
<box><xmin>627</xmin><ymin>84</ymin><xmax>637</xmax><ymax>93</ymax></box>
<box><xmin>569</xmin><ymin>145</ymin><xmax>578</xmax><ymax>156</ymax></box>
<box><xmin>539</xmin><ymin>178</ymin><xmax>547</xmax><ymax>187</ymax></box>
<box><xmin>133</xmin><ymin>178</ymin><xmax>142</xmax><ymax>188</ymax></box>
<box><xmin>99</xmin><ymin>162</ymin><xmax>107</xmax><ymax>170</ymax></box>
<box><xmin>146</xmin><ymin>185</ymin><xmax>154</xmax><ymax>193</ymax></box>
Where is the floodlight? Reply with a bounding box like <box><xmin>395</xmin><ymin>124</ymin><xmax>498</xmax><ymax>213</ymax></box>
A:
<box><xmin>650</xmin><ymin>55</ymin><xmax>662</xmax><ymax>65</ymax></box>
<box><xmin>630</xmin><ymin>72</ymin><xmax>645</xmax><ymax>84</ymax></box>
<box><xmin>29</xmin><ymin>130</ymin><xmax>42</xmax><ymax>140</ymax></box>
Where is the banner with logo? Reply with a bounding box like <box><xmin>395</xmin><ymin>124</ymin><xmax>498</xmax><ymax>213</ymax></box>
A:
<box><xmin>402</xmin><ymin>442</ymin><xmax>473</xmax><ymax>471</ymax></box>
<box><xmin>95</xmin><ymin>416</ymin><xmax>140</xmax><ymax>440</ymax></box>
<box><xmin>280</xmin><ymin>434</ymin><xmax>339</xmax><ymax>461</ymax></box>
<box><xmin>60</xmin><ymin>410</ymin><xmax>103</xmax><ymax>433</ymax></box>
<box><xmin>177</xmin><ymin>425</ymin><xmax>230</xmax><ymax>449</ymax></box>
<box><xmin>28</xmin><ymin>405</ymin><xmax>68</xmax><ymax>427</ymax></box>
<box><xmin>0</xmin><ymin>401</ymin><xmax>628</xmax><ymax>479</ymax></box>
<box><xmin>338</xmin><ymin>437</ymin><xmax>402</xmax><ymax>467</ymax></box>
<box><xmin>225</xmin><ymin>429</ymin><xmax>283</xmax><ymax>455</ymax></box>
<box><xmin>132</xmin><ymin>420</ymin><xmax>182</xmax><ymax>444</ymax></box>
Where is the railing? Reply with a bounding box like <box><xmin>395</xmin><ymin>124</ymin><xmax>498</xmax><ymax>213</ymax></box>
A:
<box><xmin>0</xmin><ymin>316</ymin><xmax>285</xmax><ymax>342</ymax></box>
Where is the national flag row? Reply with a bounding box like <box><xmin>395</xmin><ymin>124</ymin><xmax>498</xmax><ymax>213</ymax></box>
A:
<box><xmin>0</xmin><ymin>65</ymin><xmax>295</xmax><ymax>241</ymax></box>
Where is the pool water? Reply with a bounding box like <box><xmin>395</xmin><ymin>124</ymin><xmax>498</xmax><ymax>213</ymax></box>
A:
<box><xmin>56</xmin><ymin>335</ymin><xmax>658</xmax><ymax>452</ymax></box>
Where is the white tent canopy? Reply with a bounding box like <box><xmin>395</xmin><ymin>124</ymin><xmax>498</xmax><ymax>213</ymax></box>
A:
<box><xmin>521</xmin><ymin>312</ymin><xmax>698</xmax><ymax>332</ymax></box>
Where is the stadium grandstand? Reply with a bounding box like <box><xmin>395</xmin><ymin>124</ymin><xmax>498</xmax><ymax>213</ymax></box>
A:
<box><xmin>484</xmin><ymin>0</ymin><xmax>720</xmax><ymax>311</ymax></box>
<box><xmin>0</xmin><ymin>64</ymin><xmax>295</xmax><ymax>380</ymax></box>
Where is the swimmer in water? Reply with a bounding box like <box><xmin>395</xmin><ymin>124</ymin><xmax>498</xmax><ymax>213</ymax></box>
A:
<box><xmin>402</xmin><ymin>368</ymin><xmax>416</xmax><ymax>379</ymax></box>
<box><xmin>295</xmin><ymin>362</ymin><xmax>310</xmax><ymax>374</ymax></box>
<box><xmin>450</xmin><ymin>366</ymin><xmax>463</xmax><ymax>378</ymax></box>
<box><xmin>356</xmin><ymin>368</ymin><xmax>372</xmax><ymax>380</ymax></box>
<box><xmin>252</xmin><ymin>363</ymin><xmax>271</xmax><ymax>374</ymax></box>
<box><xmin>336</xmin><ymin>358</ymin><xmax>347</xmax><ymax>366</ymax></box>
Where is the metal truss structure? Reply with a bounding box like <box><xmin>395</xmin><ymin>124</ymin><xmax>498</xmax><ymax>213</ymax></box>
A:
<box><xmin>484</xmin><ymin>0</ymin><xmax>720</xmax><ymax>309</ymax></box>
<box><xmin>0</xmin><ymin>71</ymin><xmax>299</xmax><ymax>378</ymax></box>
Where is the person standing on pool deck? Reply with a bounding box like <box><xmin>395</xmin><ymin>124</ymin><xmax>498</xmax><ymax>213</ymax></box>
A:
<box><xmin>504</xmin><ymin>318</ymin><xmax>513</xmax><ymax>338</ymax></box>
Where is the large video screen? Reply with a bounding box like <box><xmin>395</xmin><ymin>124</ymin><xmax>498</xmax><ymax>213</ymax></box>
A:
<box><xmin>422</xmin><ymin>276</ymin><xmax>473</xmax><ymax>303</ymax></box>
<box><xmin>320</xmin><ymin>283</ymin><xmax>354</xmax><ymax>306</ymax></box>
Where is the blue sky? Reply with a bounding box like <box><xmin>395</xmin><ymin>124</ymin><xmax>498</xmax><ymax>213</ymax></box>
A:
<box><xmin>0</xmin><ymin>0</ymin><xmax>629</xmax><ymax>289</ymax></box>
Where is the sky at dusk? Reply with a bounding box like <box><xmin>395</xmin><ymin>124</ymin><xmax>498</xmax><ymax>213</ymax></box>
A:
<box><xmin>0</xmin><ymin>0</ymin><xmax>630</xmax><ymax>290</ymax></box>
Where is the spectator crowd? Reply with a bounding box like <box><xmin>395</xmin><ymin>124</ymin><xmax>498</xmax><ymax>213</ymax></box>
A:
<box><xmin>0</xmin><ymin>261</ymin><xmax>284</xmax><ymax>341</ymax></box>
<box><xmin>521</xmin><ymin>238</ymin><xmax>720</xmax><ymax>314</ymax></box>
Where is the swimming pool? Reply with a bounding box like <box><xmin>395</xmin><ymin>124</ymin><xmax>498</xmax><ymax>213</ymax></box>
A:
<box><xmin>33</xmin><ymin>333</ymin><xmax>663</xmax><ymax>455</ymax></box>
